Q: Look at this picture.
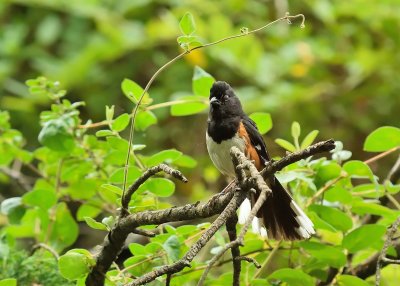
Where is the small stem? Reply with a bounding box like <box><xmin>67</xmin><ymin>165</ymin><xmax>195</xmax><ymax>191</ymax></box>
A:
<box><xmin>364</xmin><ymin>147</ymin><xmax>400</xmax><ymax>165</ymax></box>
<box><xmin>121</xmin><ymin>12</ymin><xmax>306</xmax><ymax>206</ymax></box>
<box><xmin>306</xmin><ymin>174</ymin><xmax>346</xmax><ymax>207</ymax></box>
<box><xmin>146</xmin><ymin>99</ymin><xmax>209</xmax><ymax>111</ymax></box>
<box><xmin>386</xmin><ymin>193</ymin><xmax>400</xmax><ymax>210</ymax></box>
<box><xmin>31</xmin><ymin>243</ymin><xmax>59</xmax><ymax>259</ymax></box>
<box><xmin>254</xmin><ymin>240</ymin><xmax>282</xmax><ymax>278</ymax></box>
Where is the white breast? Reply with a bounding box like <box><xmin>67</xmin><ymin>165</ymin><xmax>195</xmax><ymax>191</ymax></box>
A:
<box><xmin>206</xmin><ymin>132</ymin><xmax>246</xmax><ymax>178</ymax></box>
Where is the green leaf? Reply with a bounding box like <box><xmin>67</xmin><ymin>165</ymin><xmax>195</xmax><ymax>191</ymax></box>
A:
<box><xmin>249</xmin><ymin>112</ymin><xmax>273</xmax><ymax>135</ymax></box>
<box><xmin>49</xmin><ymin>203</ymin><xmax>79</xmax><ymax>250</ymax></box>
<box><xmin>170</xmin><ymin>96</ymin><xmax>208</xmax><ymax>116</ymax></box>
<box><xmin>179</xmin><ymin>12</ymin><xmax>196</xmax><ymax>35</ymax></box>
<box><xmin>145</xmin><ymin>242</ymin><xmax>162</xmax><ymax>254</ymax></box>
<box><xmin>364</xmin><ymin>126</ymin><xmax>400</xmax><ymax>152</ymax></box>
<box><xmin>275</xmin><ymin>138</ymin><xmax>296</xmax><ymax>152</ymax></box>
<box><xmin>352</xmin><ymin>184</ymin><xmax>385</xmax><ymax>199</ymax></box>
<box><xmin>109</xmin><ymin>166</ymin><xmax>141</xmax><ymax>184</ymax></box>
<box><xmin>301</xmin><ymin>130</ymin><xmax>319</xmax><ymax>149</ymax></box>
<box><xmin>146</xmin><ymin>149</ymin><xmax>182</xmax><ymax>166</ymax></box>
<box><xmin>192</xmin><ymin>66</ymin><xmax>215</xmax><ymax>97</ymax></box>
<box><xmin>315</xmin><ymin>162</ymin><xmax>342</xmax><ymax>187</ymax></box>
<box><xmin>268</xmin><ymin>268</ymin><xmax>315</xmax><ymax>286</ymax></box>
<box><xmin>299</xmin><ymin>241</ymin><xmax>346</xmax><ymax>268</ymax></box>
<box><xmin>135</xmin><ymin>110</ymin><xmax>157</xmax><ymax>131</ymax></box>
<box><xmin>84</xmin><ymin>216</ymin><xmax>107</xmax><ymax>231</ymax></box>
<box><xmin>121</xmin><ymin>79</ymin><xmax>152</xmax><ymax>105</ymax></box>
<box><xmin>77</xmin><ymin>204</ymin><xmax>101</xmax><ymax>221</ymax></box>
<box><xmin>325</xmin><ymin>186</ymin><xmax>353</xmax><ymax>204</ymax></box>
<box><xmin>343</xmin><ymin>160</ymin><xmax>373</xmax><ymax>179</ymax></box>
<box><xmin>58</xmin><ymin>250</ymin><xmax>93</xmax><ymax>280</ymax></box>
<box><xmin>105</xmin><ymin>105</ymin><xmax>114</xmax><ymax>122</ymax></box>
<box><xmin>95</xmin><ymin>130</ymin><xmax>114</xmax><ymax>137</ymax></box>
<box><xmin>351</xmin><ymin>201</ymin><xmax>399</xmax><ymax>220</ymax></box>
<box><xmin>177</xmin><ymin>35</ymin><xmax>202</xmax><ymax>49</ymax></box>
<box><xmin>129</xmin><ymin>243</ymin><xmax>148</xmax><ymax>256</ymax></box>
<box><xmin>342</xmin><ymin>224</ymin><xmax>386</xmax><ymax>253</ymax></box>
<box><xmin>143</xmin><ymin>178</ymin><xmax>175</xmax><ymax>197</ymax></box>
<box><xmin>22</xmin><ymin>188</ymin><xmax>57</xmax><ymax>210</ymax></box>
<box><xmin>163</xmin><ymin>235</ymin><xmax>181</xmax><ymax>262</ymax></box>
<box><xmin>38</xmin><ymin>119</ymin><xmax>75</xmax><ymax>152</ymax></box>
<box><xmin>111</xmin><ymin>113</ymin><xmax>130</xmax><ymax>132</ymax></box>
<box><xmin>307</xmin><ymin>212</ymin><xmax>337</xmax><ymax>232</ymax></box>
<box><xmin>107</xmin><ymin>136</ymin><xmax>129</xmax><ymax>153</ymax></box>
<box><xmin>291</xmin><ymin>121</ymin><xmax>301</xmax><ymax>139</ymax></box>
<box><xmin>174</xmin><ymin>154</ymin><xmax>197</xmax><ymax>168</ymax></box>
<box><xmin>336</xmin><ymin>275</ymin><xmax>371</xmax><ymax>286</ymax></box>
<box><xmin>100</xmin><ymin>184</ymin><xmax>123</xmax><ymax>196</ymax></box>
<box><xmin>176</xmin><ymin>225</ymin><xmax>197</xmax><ymax>236</ymax></box>
<box><xmin>309</xmin><ymin>205</ymin><xmax>353</xmax><ymax>232</ymax></box>
<box><xmin>0</xmin><ymin>278</ymin><xmax>17</xmax><ymax>286</ymax></box>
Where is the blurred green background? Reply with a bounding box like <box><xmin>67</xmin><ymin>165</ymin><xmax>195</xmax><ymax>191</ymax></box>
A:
<box><xmin>1</xmin><ymin>0</ymin><xmax>399</xmax><ymax>198</ymax></box>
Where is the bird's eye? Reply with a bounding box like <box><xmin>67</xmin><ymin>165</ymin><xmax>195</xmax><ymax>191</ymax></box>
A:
<box><xmin>222</xmin><ymin>94</ymin><xmax>229</xmax><ymax>101</ymax></box>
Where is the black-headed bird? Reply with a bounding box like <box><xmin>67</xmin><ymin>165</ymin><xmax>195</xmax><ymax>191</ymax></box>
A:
<box><xmin>206</xmin><ymin>81</ymin><xmax>314</xmax><ymax>240</ymax></box>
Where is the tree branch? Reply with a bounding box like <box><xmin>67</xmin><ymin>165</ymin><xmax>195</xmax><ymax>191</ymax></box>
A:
<box><xmin>376</xmin><ymin>215</ymin><xmax>400</xmax><ymax>286</ymax></box>
<box><xmin>85</xmin><ymin>140</ymin><xmax>334</xmax><ymax>286</ymax></box>
<box><xmin>121</xmin><ymin>163</ymin><xmax>187</xmax><ymax>216</ymax></box>
<box><xmin>198</xmin><ymin>146</ymin><xmax>273</xmax><ymax>285</ymax></box>
<box><xmin>226</xmin><ymin>215</ymin><xmax>241</xmax><ymax>286</ymax></box>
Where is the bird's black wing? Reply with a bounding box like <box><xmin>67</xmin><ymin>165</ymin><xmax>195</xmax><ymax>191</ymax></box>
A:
<box><xmin>241</xmin><ymin>116</ymin><xmax>271</xmax><ymax>164</ymax></box>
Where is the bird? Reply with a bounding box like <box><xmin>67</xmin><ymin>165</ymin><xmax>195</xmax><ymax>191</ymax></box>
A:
<box><xmin>206</xmin><ymin>81</ymin><xmax>315</xmax><ymax>240</ymax></box>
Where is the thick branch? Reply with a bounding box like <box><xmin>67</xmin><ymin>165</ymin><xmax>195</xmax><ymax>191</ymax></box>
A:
<box><xmin>86</xmin><ymin>191</ymin><xmax>235</xmax><ymax>286</ymax></box>
<box><xmin>127</xmin><ymin>190</ymin><xmax>247</xmax><ymax>286</ymax></box>
<box><xmin>260</xmin><ymin>139</ymin><xmax>335</xmax><ymax>179</ymax></box>
<box><xmin>226</xmin><ymin>215</ymin><xmax>241</xmax><ymax>286</ymax></box>
<box><xmin>86</xmin><ymin>140</ymin><xmax>334</xmax><ymax>286</ymax></box>
<box><xmin>350</xmin><ymin>240</ymin><xmax>400</xmax><ymax>279</ymax></box>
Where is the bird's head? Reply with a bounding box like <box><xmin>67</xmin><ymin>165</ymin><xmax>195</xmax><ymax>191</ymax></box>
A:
<box><xmin>209</xmin><ymin>81</ymin><xmax>243</xmax><ymax>119</ymax></box>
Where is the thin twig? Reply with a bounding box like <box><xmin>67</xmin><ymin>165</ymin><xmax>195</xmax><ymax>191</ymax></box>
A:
<box><xmin>236</xmin><ymin>256</ymin><xmax>261</xmax><ymax>268</ymax></box>
<box><xmin>306</xmin><ymin>174</ymin><xmax>346</xmax><ymax>207</ymax></box>
<box><xmin>198</xmin><ymin>147</ymin><xmax>272</xmax><ymax>286</ymax></box>
<box><xmin>86</xmin><ymin>140</ymin><xmax>333</xmax><ymax>286</ymax></box>
<box><xmin>121</xmin><ymin>12</ymin><xmax>306</xmax><ymax>212</ymax></box>
<box><xmin>364</xmin><ymin>146</ymin><xmax>400</xmax><ymax>165</ymax></box>
<box><xmin>30</xmin><ymin>243</ymin><xmax>59</xmax><ymax>259</ymax></box>
<box><xmin>121</xmin><ymin>163</ymin><xmax>187</xmax><ymax>216</ymax></box>
<box><xmin>127</xmin><ymin>190</ymin><xmax>248</xmax><ymax>286</ymax></box>
<box><xmin>176</xmin><ymin>246</ymin><xmax>296</xmax><ymax>277</ymax></box>
<box><xmin>375</xmin><ymin>215</ymin><xmax>400</xmax><ymax>286</ymax></box>
<box><xmin>254</xmin><ymin>240</ymin><xmax>282</xmax><ymax>278</ymax></box>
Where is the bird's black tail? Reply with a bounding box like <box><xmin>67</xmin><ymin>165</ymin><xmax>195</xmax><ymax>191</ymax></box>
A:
<box><xmin>257</xmin><ymin>177</ymin><xmax>314</xmax><ymax>240</ymax></box>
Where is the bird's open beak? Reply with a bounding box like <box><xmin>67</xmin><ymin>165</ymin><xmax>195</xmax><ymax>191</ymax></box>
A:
<box><xmin>209</xmin><ymin>97</ymin><xmax>220</xmax><ymax>106</ymax></box>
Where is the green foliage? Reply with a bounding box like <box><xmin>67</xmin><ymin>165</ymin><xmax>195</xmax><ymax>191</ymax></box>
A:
<box><xmin>2</xmin><ymin>60</ymin><xmax>400</xmax><ymax>286</ymax></box>
<box><xmin>1</xmin><ymin>2</ymin><xmax>400</xmax><ymax>285</ymax></box>
<box><xmin>0</xmin><ymin>246</ymin><xmax>73</xmax><ymax>286</ymax></box>
<box><xmin>249</xmin><ymin>112</ymin><xmax>273</xmax><ymax>135</ymax></box>
<box><xmin>268</xmin><ymin>268</ymin><xmax>315</xmax><ymax>286</ymax></box>
<box><xmin>364</xmin><ymin>126</ymin><xmax>400</xmax><ymax>152</ymax></box>
<box><xmin>178</xmin><ymin>12</ymin><xmax>202</xmax><ymax>50</ymax></box>
<box><xmin>275</xmin><ymin>121</ymin><xmax>319</xmax><ymax>152</ymax></box>
<box><xmin>58</xmin><ymin>249</ymin><xmax>95</xmax><ymax>280</ymax></box>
